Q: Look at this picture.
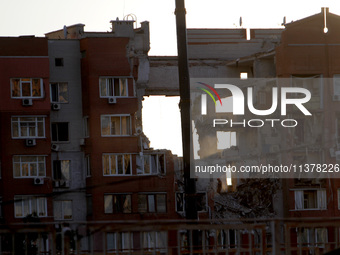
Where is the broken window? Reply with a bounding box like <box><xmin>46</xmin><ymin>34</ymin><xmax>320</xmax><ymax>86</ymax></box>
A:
<box><xmin>54</xmin><ymin>200</ymin><xmax>72</xmax><ymax>220</ymax></box>
<box><xmin>138</xmin><ymin>194</ymin><xmax>166</xmax><ymax>213</ymax></box>
<box><xmin>13</xmin><ymin>155</ymin><xmax>45</xmax><ymax>178</ymax></box>
<box><xmin>104</xmin><ymin>194</ymin><xmax>131</xmax><ymax>214</ymax></box>
<box><xmin>107</xmin><ymin>232</ymin><xmax>133</xmax><ymax>252</ymax></box>
<box><xmin>101</xmin><ymin>115</ymin><xmax>131</xmax><ymax>136</ymax></box>
<box><xmin>12</xmin><ymin>116</ymin><xmax>45</xmax><ymax>138</ymax></box>
<box><xmin>99</xmin><ymin>77</ymin><xmax>128</xmax><ymax>97</ymax></box>
<box><xmin>102</xmin><ymin>154</ymin><xmax>131</xmax><ymax>175</ymax></box>
<box><xmin>136</xmin><ymin>154</ymin><xmax>165</xmax><ymax>175</ymax></box>
<box><xmin>14</xmin><ymin>196</ymin><xmax>47</xmax><ymax>218</ymax></box>
<box><xmin>51</xmin><ymin>122</ymin><xmax>69</xmax><ymax>142</ymax></box>
<box><xmin>294</xmin><ymin>189</ymin><xmax>326</xmax><ymax>210</ymax></box>
<box><xmin>53</xmin><ymin>160</ymin><xmax>70</xmax><ymax>181</ymax></box>
<box><xmin>50</xmin><ymin>82</ymin><xmax>68</xmax><ymax>103</ymax></box>
<box><xmin>11</xmin><ymin>78</ymin><xmax>43</xmax><ymax>98</ymax></box>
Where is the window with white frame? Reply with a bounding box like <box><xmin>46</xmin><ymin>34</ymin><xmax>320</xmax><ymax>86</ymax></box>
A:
<box><xmin>13</xmin><ymin>156</ymin><xmax>46</xmax><ymax>178</ymax></box>
<box><xmin>12</xmin><ymin>116</ymin><xmax>45</xmax><ymax>138</ymax></box>
<box><xmin>54</xmin><ymin>200</ymin><xmax>72</xmax><ymax>220</ymax></box>
<box><xmin>53</xmin><ymin>160</ymin><xmax>70</xmax><ymax>181</ymax></box>
<box><xmin>103</xmin><ymin>154</ymin><xmax>131</xmax><ymax>175</ymax></box>
<box><xmin>104</xmin><ymin>194</ymin><xmax>131</xmax><ymax>214</ymax></box>
<box><xmin>99</xmin><ymin>77</ymin><xmax>128</xmax><ymax>97</ymax></box>
<box><xmin>294</xmin><ymin>189</ymin><xmax>327</xmax><ymax>210</ymax></box>
<box><xmin>136</xmin><ymin>154</ymin><xmax>165</xmax><ymax>175</ymax></box>
<box><xmin>142</xmin><ymin>232</ymin><xmax>167</xmax><ymax>252</ymax></box>
<box><xmin>107</xmin><ymin>232</ymin><xmax>133</xmax><ymax>252</ymax></box>
<box><xmin>138</xmin><ymin>194</ymin><xmax>166</xmax><ymax>213</ymax></box>
<box><xmin>14</xmin><ymin>196</ymin><xmax>47</xmax><ymax>218</ymax></box>
<box><xmin>11</xmin><ymin>78</ymin><xmax>43</xmax><ymax>98</ymax></box>
<box><xmin>50</xmin><ymin>82</ymin><xmax>68</xmax><ymax>103</ymax></box>
<box><xmin>101</xmin><ymin>115</ymin><xmax>131</xmax><ymax>136</ymax></box>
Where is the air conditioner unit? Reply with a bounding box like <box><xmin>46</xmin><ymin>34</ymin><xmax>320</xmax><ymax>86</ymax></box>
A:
<box><xmin>51</xmin><ymin>103</ymin><xmax>61</xmax><ymax>111</ymax></box>
<box><xmin>108</xmin><ymin>97</ymin><xmax>117</xmax><ymax>104</ymax></box>
<box><xmin>333</xmin><ymin>95</ymin><xmax>340</xmax><ymax>101</ymax></box>
<box><xmin>33</xmin><ymin>177</ymin><xmax>44</xmax><ymax>185</ymax></box>
<box><xmin>22</xmin><ymin>98</ymin><xmax>33</xmax><ymax>106</ymax></box>
<box><xmin>25</xmin><ymin>138</ymin><xmax>36</xmax><ymax>147</ymax></box>
<box><xmin>51</xmin><ymin>144</ymin><xmax>60</xmax><ymax>151</ymax></box>
<box><xmin>79</xmin><ymin>138</ymin><xmax>85</xmax><ymax>146</ymax></box>
<box><xmin>53</xmin><ymin>180</ymin><xmax>60</xmax><ymax>188</ymax></box>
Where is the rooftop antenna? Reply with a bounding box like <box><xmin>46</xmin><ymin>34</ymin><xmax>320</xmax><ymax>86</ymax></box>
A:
<box><xmin>282</xmin><ymin>16</ymin><xmax>286</xmax><ymax>26</ymax></box>
<box><xmin>239</xmin><ymin>16</ymin><xmax>243</xmax><ymax>27</ymax></box>
<box><xmin>323</xmin><ymin>7</ymin><xmax>328</xmax><ymax>33</ymax></box>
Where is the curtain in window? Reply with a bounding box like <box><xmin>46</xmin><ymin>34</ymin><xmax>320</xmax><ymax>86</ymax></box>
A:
<box><xmin>294</xmin><ymin>190</ymin><xmax>303</xmax><ymax>210</ymax></box>
<box><xmin>317</xmin><ymin>190</ymin><xmax>327</xmax><ymax>209</ymax></box>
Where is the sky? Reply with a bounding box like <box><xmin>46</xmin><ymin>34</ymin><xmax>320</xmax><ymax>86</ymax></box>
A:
<box><xmin>1</xmin><ymin>0</ymin><xmax>339</xmax><ymax>156</ymax></box>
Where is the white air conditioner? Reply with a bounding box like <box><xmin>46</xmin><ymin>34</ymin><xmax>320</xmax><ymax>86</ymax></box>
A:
<box><xmin>51</xmin><ymin>103</ymin><xmax>61</xmax><ymax>111</ymax></box>
<box><xmin>108</xmin><ymin>97</ymin><xmax>117</xmax><ymax>104</ymax></box>
<box><xmin>80</xmin><ymin>138</ymin><xmax>85</xmax><ymax>146</ymax></box>
<box><xmin>25</xmin><ymin>138</ymin><xmax>36</xmax><ymax>147</ymax></box>
<box><xmin>22</xmin><ymin>98</ymin><xmax>33</xmax><ymax>106</ymax></box>
<box><xmin>51</xmin><ymin>144</ymin><xmax>60</xmax><ymax>151</ymax></box>
<box><xmin>33</xmin><ymin>177</ymin><xmax>44</xmax><ymax>185</ymax></box>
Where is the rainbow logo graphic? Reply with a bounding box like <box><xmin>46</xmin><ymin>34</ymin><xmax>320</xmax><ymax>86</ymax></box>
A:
<box><xmin>197</xmin><ymin>82</ymin><xmax>223</xmax><ymax>106</ymax></box>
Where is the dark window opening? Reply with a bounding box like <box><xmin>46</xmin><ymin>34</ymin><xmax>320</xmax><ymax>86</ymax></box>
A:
<box><xmin>52</xmin><ymin>122</ymin><xmax>69</xmax><ymax>142</ymax></box>
<box><xmin>55</xmin><ymin>58</ymin><xmax>64</xmax><ymax>67</ymax></box>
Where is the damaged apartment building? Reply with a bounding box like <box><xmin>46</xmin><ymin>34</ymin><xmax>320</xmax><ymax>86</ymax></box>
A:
<box><xmin>148</xmin><ymin>7</ymin><xmax>340</xmax><ymax>245</ymax></box>
<box><xmin>0</xmin><ymin>18</ymin><xmax>196</xmax><ymax>254</ymax></box>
